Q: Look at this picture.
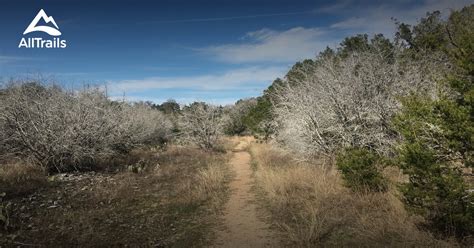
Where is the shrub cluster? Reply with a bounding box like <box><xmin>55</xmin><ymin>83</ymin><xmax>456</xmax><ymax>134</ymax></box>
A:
<box><xmin>0</xmin><ymin>82</ymin><xmax>172</xmax><ymax>172</ymax></box>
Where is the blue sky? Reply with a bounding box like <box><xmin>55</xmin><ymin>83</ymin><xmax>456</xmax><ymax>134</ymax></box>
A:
<box><xmin>0</xmin><ymin>0</ymin><xmax>472</xmax><ymax>104</ymax></box>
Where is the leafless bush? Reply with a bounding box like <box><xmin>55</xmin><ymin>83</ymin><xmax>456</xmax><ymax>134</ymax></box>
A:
<box><xmin>272</xmin><ymin>51</ymin><xmax>442</xmax><ymax>157</ymax></box>
<box><xmin>179</xmin><ymin>102</ymin><xmax>223</xmax><ymax>150</ymax></box>
<box><xmin>121</xmin><ymin>102</ymin><xmax>173</xmax><ymax>147</ymax></box>
<box><xmin>0</xmin><ymin>81</ymin><xmax>172</xmax><ymax>172</ymax></box>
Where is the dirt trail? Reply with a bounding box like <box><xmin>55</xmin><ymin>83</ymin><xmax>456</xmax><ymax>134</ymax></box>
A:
<box><xmin>213</xmin><ymin>137</ymin><xmax>277</xmax><ymax>248</ymax></box>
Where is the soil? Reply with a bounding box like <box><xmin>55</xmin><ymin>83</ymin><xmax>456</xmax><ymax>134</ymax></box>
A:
<box><xmin>213</xmin><ymin>138</ymin><xmax>277</xmax><ymax>248</ymax></box>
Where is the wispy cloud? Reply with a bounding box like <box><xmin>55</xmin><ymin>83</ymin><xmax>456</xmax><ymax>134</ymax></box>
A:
<box><xmin>315</xmin><ymin>0</ymin><xmax>353</xmax><ymax>13</ymax></box>
<box><xmin>329</xmin><ymin>0</ymin><xmax>474</xmax><ymax>36</ymax></box>
<box><xmin>108</xmin><ymin>66</ymin><xmax>287</xmax><ymax>94</ymax></box>
<box><xmin>0</xmin><ymin>56</ymin><xmax>37</xmax><ymax>64</ymax></box>
<box><xmin>198</xmin><ymin>27</ymin><xmax>331</xmax><ymax>63</ymax></box>
<box><xmin>139</xmin><ymin>11</ymin><xmax>313</xmax><ymax>24</ymax></box>
<box><xmin>197</xmin><ymin>0</ymin><xmax>474</xmax><ymax>65</ymax></box>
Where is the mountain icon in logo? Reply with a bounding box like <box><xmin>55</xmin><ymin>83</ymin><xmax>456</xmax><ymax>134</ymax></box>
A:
<box><xmin>23</xmin><ymin>9</ymin><xmax>61</xmax><ymax>36</ymax></box>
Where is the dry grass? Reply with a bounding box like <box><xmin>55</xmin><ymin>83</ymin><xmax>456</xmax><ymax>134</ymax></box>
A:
<box><xmin>0</xmin><ymin>161</ymin><xmax>46</xmax><ymax>197</ymax></box>
<box><xmin>1</xmin><ymin>146</ymin><xmax>232</xmax><ymax>247</ymax></box>
<box><xmin>194</xmin><ymin>162</ymin><xmax>232</xmax><ymax>206</ymax></box>
<box><xmin>250</xmin><ymin>143</ymin><xmax>455</xmax><ymax>247</ymax></box>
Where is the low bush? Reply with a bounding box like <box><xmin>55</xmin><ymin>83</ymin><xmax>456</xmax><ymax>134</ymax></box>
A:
<box><xmin>336</xmin><ymin>147</ymin><xmax>388</xmax><ymax>192</ymax></box>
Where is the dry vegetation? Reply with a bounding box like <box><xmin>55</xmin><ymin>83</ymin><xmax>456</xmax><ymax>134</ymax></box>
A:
<box><xmin>249</xmin><ymin>142</ymin><xmax>456</xmax><ymax>247</ymax></box>
<box><xmin>271</xmin><ymin>51</ymin><xmax>443</xmax><ymax>157</ymax></box>
<box><xmin>0</xmin><ymin>82</ymin><xmax>173</xmax><ymax>172</ymax></box>
<box><xmin>0</xmin><ymin>146</ymin><xmax>232</xmax><ymax>247</ymax></box>
<box><xmin>0</xmin><ymin>6</ymin><xmax>472</xmax><ymax>246</ymax></box>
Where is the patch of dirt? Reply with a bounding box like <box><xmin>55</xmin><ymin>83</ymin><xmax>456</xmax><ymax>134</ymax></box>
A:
<box><xmin>213</xmin><ymin>138</ymin><xmax>278</xmax><ymax>248</ymax></box>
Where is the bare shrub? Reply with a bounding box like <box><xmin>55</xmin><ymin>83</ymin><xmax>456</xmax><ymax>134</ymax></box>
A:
<box><xmin>121</xmin><ymin>102</ymin><xmax>173</xmax><ymax>147</ymax></box>
<box><xmin>179</xmin><ymin>102</ymin><xmax>223</xmax><ymax>150</ymax></box>
<box><xmin>0</xmin><ymin>81</ymin><xmax>172</xmax><ymax>172</ymax></box>
<box><xmin>250</xmin><ymin>143</ymin><xmax>452</xmax><ymax>247</ymax></box>
<box><xmin>272</xmin><ymin>51</ymin><xmax>442</xmax><ymax>157</ymax></box>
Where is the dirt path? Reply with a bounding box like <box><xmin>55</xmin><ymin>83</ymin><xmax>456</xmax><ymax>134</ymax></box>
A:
<box><xmin>213</xmin><ymin>137</ymin><xmax>277</xmax><ymax>248</ymax></box>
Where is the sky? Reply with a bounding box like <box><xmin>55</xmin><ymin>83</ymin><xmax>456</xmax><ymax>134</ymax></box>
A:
<box><xmin>0</xmin><ymin>0</ymin><xmax>473</xmax><ymax>105</ymax></box>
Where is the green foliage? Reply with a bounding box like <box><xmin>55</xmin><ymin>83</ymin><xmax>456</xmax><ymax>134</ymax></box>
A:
<box><xmin>396</xmin><ymin>141</ymin><xmax>473</xmax><ymax>237</ymax></box>
<box><xmin>336</xmin><ymin>148</ymin><xmax>388</xmax><ymax>192</ymax></box>
<box><xmin>337</xmin><ymin>33</ymin><xmax>394</xmax><ymax>60</ymax></box>
<box><xmin>395</xmin><ymin>11</ymin><xmax>448</xmax><ymax>52</ymax></box>
<box><xmin>339</xmin><ymin>34</ymin><xmax>371</xmax><ymax>57</ymax></box>
<box><xmin>394</xmin><ymin>5</ymin><xmax>474</xmax><ymax>238</ymax></box>
<box><xmin>223</xmin><ymin>98</ymin><xmax>257</xmax><ymax>135</ymax></box>
<box><xmin>242</xmin><ymin>96</ymin><xmax>273</xmax><ymax>138</ymax></box>
<box><xmin>155</xmin><ymin>99</ymin><xmax>180</xmax><ymax>115</ymax></box>
<box><xmin>283</xmin><ymin>59</ymin><xmax>317</xmax><ymax>85</ymax></box>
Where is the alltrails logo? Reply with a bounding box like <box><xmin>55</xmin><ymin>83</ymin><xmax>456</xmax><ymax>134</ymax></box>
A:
<box><xmin>19</xmin><ymin>9</ymin><xmax>67</xmax><ymax>48</ymax></box>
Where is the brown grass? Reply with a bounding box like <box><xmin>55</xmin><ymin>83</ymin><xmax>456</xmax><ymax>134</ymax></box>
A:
<box><xmin>0</xmin><ymin>161</ymin><xmax>46</xmax><ymax>197</ymax></box>
<box><xmin>1</xmin><ymin>146</ymin><xmax>231</xmax><ymax>247</ymax></box>
<box><xmin>250</xmin><ymin>143</ymin><xmax>456</xmax><ymax>247</ymax></box>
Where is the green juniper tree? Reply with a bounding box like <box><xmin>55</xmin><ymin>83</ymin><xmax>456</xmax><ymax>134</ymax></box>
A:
<box><xmin>394</xmin><ymin>5</ymin><xmax>474</xmax><ymax>238</ymax></box>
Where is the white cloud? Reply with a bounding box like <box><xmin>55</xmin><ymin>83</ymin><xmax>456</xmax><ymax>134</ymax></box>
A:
<box><xmin>330</xmin><ymin>17</ymin><xmax>367</xmax><ymax>29</ymax></box>
<box><xmin>108</xmin><ymin>66</ymin><xmax>287</xmax><ymax>94</ymax></box>
<box><xmin>199</xmin><ymin>27</ymin><xmax>330</xmax><ymax>63</ymax></box>
<box><xmin>197</xmin><ymin>1</ymin><xmax>474</xmax><ymax>65</ymax></box>
<box><xmin>329</xmin><ymin>0</ymin><xmax>474</xmax><ymax>36</ymax></box>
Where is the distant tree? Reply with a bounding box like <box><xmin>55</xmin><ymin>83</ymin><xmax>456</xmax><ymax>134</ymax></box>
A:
<box><xmin>179</xmin><ymin>102</ymin><xmax>223</xmax><ymax>149</ymax></box>
<box><xmin>157</xmin><ymin>99</ymin><xmax>180</xmax><ymax>115</ymax></box>
<box><xmin>339</xmin><ymin>34</ymin><xmax>370</xmax><ymax>57</ymax></box>
<box><xmin>339</xmin><ymin>33</ymin><xmax>395</xmax><ymax>61</ymax></box>
<box><xmin>223</xmin><ymin>98</ymin><xmax>257</xmax><ymax>135</ymax></box>
<box><xmin>284</xmin><ymin>59</ymin><xmax>317</xmax><ymax>86</ymax></box>
<box><xmin>242</xmin><ymin>96</ymin><xmax>274</xmax><ymax>139</ymax></box>
<box><xmin>318</xmin><ymin>46</ymin><xmax>336</xmax><ymax>59</ymax></box>
<box><xmin>395</xmin><ymin>11</ymin><xmax>448</xmax><ymax>52</ymax></box>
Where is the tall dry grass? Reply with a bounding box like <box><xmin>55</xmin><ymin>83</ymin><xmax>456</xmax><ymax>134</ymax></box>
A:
<box><xmin>0</xmin><ymin>161</ymin><xmax>46</xmax><ymax>197</ymax></box>
<box><xmin>250</xmin><ymin>143</ymin><xmax>454</xmax><ymax>247</ymax></box>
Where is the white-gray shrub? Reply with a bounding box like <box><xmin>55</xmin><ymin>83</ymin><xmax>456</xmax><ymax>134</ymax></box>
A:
<box><xmin>0</xmin><ymin>82</ymin><xmax>172</xmax><ymax>172</ymax></box>
<box><xmin>179</xmin><ymin>103</ymin><xmax>223</xmax><ymax>149</ymax></box>
<box><xmin>272</xmin><ymin>51</ymin><xmax>442</xmax><ymax>158</ymax></box>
